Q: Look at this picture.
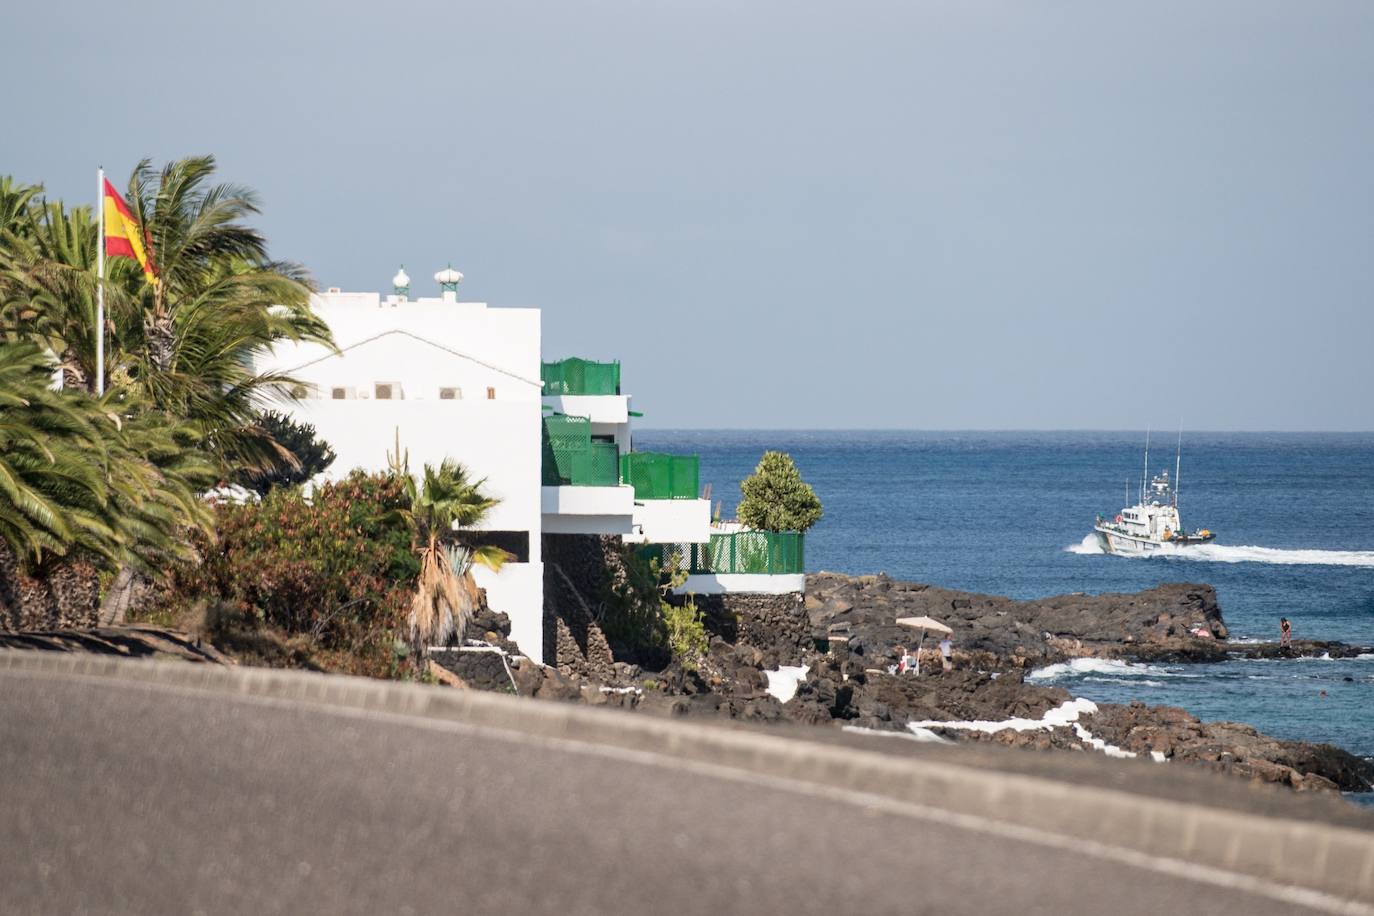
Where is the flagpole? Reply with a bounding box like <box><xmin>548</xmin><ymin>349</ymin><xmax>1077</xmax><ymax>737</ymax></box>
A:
<box><xmin>96</xmin><ymin>166</ymin><xmax>105</xmax><ymax>396</ymax></box>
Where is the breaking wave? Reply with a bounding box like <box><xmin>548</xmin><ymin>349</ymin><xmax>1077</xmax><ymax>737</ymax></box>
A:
<box><xmin>1027</xmin><ymin>658</ymin><xmax>1165</xmax><ymax>681</ymax></box>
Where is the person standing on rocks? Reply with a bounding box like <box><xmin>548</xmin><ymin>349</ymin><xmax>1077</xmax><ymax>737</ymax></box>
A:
<box><xmin>1280</xmin><ymin>617</ymin><xmax>1292</xmax><ymax>650</ymax></box>
<box><xmin>939</xmin><ymin>634</ymin><xmax>954</xmax><ymax>672</ymax></box>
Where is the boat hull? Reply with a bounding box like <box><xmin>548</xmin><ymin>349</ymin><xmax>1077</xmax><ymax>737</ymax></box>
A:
<box><xmin>1093</xmin><ymin>526</ymin><xmax>1215</xmax><ymax>557</ymax></box>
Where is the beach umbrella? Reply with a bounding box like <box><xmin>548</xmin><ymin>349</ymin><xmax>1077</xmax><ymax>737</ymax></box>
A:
<box><xmin>896</xmin><ymin>616</ymin><xmax>952</xmax><ymax>675</ymax></box>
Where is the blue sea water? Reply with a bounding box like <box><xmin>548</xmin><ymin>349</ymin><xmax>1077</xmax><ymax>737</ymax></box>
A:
<box><xmin>635</xmin><ymin>430</ymin><xmax>1374</xmax><ymax>797</ymax></box>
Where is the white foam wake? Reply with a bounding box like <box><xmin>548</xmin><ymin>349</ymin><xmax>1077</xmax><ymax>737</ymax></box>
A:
<box><xmin>1158</xmin><ymin>543</ymin><xmax>1374</xmax><ymax>567</ymax></box>
<box><xmin>1066</xmin><ymin>534</ymin><xmax>1105</xmax><ymax>555</ymax></box>
<box><xmin>1066</xmin><ymin>533</ymin><xmax>1374</xmax><ymax>567</ymax></box>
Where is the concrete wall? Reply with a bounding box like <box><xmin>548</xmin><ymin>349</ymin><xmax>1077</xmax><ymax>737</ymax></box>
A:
<box><xmin>677</xmin><ymin>573</ymin><xmax>807</xmax><ymax>596</ymax></box>
<box><xmin>541</xmin><ymin>486</ymin><xmax>636</xmax><ymax>535</ymax></box>
<box><xmin>628</xmin><ymin>499</ymin><xmax>712</xmax><ymax>544</ymax></box>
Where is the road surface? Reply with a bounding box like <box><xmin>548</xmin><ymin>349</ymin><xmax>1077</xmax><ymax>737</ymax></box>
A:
<box><xmin>0</xmin><ymin>663</ymin><xmax>1366</xmax><ymax>915</ymax></box>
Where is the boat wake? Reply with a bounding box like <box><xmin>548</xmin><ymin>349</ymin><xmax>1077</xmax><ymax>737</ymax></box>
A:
<box><xmin>1065</xmin><ymin>535</ymin><xmax>1374</xmax><ymax>567</ymax></box>
<box><xmin>1161</xmin><ymin>543</ymin><xmax>1374</xmax><ymax>567</ymax></box>
<box><xmin>1067</xmin><ymin>534</ymin><xmax>1105</xmax><ymax>555</ymax></box>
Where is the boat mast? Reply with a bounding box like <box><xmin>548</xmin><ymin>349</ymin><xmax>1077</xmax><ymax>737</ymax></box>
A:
<box><xmin>1142</xmin><ymin>426</ymin><xmax>1151</xmax><ymax>504</ymax></box>
<box><xmin>1174</xmin><ymin>426</ymin><xmax>1182</xmax><ymax>508</ymax></box>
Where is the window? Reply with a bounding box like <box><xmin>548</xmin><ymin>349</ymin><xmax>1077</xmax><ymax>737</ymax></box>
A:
<box><xmin>330</xmin><ymin>386</ymin><xmax>355</xmax><ymax>400</ymax></box>
<box><xmin>439</xmin><ymin>387</ymin><xmax>462</xmax><ymax>400</ymax></box>
<box><xmin>486</xmin><ymin>386</ymin><xmax>496</xmax><ymax>400</ymax></box>
<box><xmin>291</xmin><ymin>383</ymin><xmax>318</xmax><ymax>399</ymax></box>
<box><xmin>374</xmin><ymin>382</ymin><xmax>403</xmax><ymax>400</ymax></box>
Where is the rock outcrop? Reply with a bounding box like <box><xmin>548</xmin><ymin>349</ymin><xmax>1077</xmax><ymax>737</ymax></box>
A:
<box><xmin>804</xmin><ymin>572</ymin><xmax>1230</xmax><ymax>669</ymax></box>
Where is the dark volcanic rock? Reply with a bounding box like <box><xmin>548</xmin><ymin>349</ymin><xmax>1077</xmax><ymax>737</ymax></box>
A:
<box><xmin>804</xmin><ymin>572</ymin><xmax>1228</xmax><ymax>669</ymax></box>
<box><xmin>1083</xmin><ymin>702</ymin><xmax>1374</xmax><ymax>793</ymax></box>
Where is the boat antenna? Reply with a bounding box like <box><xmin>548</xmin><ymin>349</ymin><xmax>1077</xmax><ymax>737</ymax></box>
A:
<box><xmin>1174</xmin><ymin>424</ymin><xmax>1182</xmax><ymax>508</ymax></box>
<box><xmin>1142</xmin><ymin>426</ymin><xmax>1151</xmax><ymax>504</ymax></box>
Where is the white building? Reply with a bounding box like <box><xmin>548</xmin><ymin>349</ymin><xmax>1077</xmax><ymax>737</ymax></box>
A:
<box><xmin>257</xmin><ymin>267</ymin><xmax>804</xmax><ymax>663</ymax></box>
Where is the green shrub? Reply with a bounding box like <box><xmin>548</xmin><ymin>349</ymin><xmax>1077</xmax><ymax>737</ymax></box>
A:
<box><xmin>598</xmin><ymin>545</ymin><xmax>709</xmax><ymax>671</ymax></box>
<box><xmin>662</xmin><ymin>598</ymin><xmax>708</xmax><ymax>671</ymax></box>
<box><xmin>737</xmin><ymin>451</ymin><xmax>822</xmax><ymax>533</ymax></box>
<box><xmin>156</xmin><ymin>471</ymin><xmax>417</xmax><ymax>676</ymax></box>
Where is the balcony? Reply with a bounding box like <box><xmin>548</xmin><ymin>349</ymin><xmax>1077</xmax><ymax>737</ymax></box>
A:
<box><xmin>641</xmin><ymin>530</ymin><xmax>806</xmax><ymax>595</ymax></box>
<box><xmin>620</xmin><ymin>452</ymin><xmax>699</xmax><ymax>500</ymax></box>
<box><xmin>541</xmin><ymin>414</ymin><xmax>619</xmax><ymax>486</ymax></box>
<box><xmin>643</xmin><ymin>530</ymin><xmax>804</xmax><ymax>573</ymax></box>
<box><xmin>541</xmin><ymin>358</ymin><xmax>621</xmax><ymax>396</ymax></box>
<box><xmin>541</xmin><ymin>412</ymin><xmax>633</xmax><ymax>534</ymax></box>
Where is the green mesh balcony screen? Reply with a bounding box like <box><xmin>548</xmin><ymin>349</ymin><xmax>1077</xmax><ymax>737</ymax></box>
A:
<box><xmin>541</xmin><ymin>358</ymin><xmax>621</xmax><ymax>396</ymax></box>
<box><xmin>620</xmin><ymin>452</ymin><xmax>699</xmax><ymax>500</ymax></box>
<box><xmin>640</xmin><ymin>531</ymin><xmax>805</xmax><ymax>576</ymax></box>
<box><xmin>576</xmin><ymin>441</ymin><xmax>621</xmax><ymax>486</ymax></box>
<box><xmin>542</xmin><ymin>414</ymin><xmax>621</xmax><ymax>486</ymax></box>
<box><xmin>701</xmin><ymin>531</ymin><xmax>805</xmax><ymax>574</ymax></box>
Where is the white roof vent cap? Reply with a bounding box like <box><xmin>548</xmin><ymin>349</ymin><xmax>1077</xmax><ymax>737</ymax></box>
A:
<box><xmin>435</xmin><ymin>264</ymin><xmax>464</xmax><ymax>292</ymax></box>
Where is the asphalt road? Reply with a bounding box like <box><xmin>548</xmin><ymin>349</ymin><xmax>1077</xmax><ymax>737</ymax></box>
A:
<box><xmin>0</xmin><ymin>667</ymin><xmax>1360</xmax><ymax>915</ymax></box>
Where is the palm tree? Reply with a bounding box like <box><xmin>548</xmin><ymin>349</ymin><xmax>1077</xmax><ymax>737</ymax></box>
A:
<box><xmin>0</xmin><ymin>157</ymin><xmax>333</xmax><ymax>475</ymax></box>
<box><xmin>0</xmin><ymin>342</ymin><xmax>215</xmax><ymax>574</ymax></box>
<box><xmin>0</xmin><ymin>342</ymin><xmax>114</xmax><ymax>566</ymax></box>
<box><xmin>388</xmin><ymin>455</ymin><xmax>512</xmax><ymax>661</ymax></box>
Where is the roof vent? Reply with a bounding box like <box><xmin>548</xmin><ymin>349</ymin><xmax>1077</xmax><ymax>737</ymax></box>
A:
<box><xmin>435</xmin><ymin>264</ymin><xmax>464</xmax><ymax>295</ymax></box>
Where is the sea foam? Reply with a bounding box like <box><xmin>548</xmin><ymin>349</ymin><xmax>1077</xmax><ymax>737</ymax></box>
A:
<box><xmin>1027</xmin><ymin>657</ymin><xmax>1164</xmax><ymax>681</ymax></box>
<box><xmin>1066</xmin><ymin>534</ymin><xmax>1105</xmax><ymax>555</ymax></box>
<box><xmin>763</xmin><ymin>665</ymin><xmax>809</xmax><ymax>703</ymax></box>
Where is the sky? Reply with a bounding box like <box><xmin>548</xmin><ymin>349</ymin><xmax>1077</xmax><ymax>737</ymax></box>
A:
<box><xmin>3</xmin><ymin>1</ymin><xmax>1372</xmax><ymax>430</ymax></box>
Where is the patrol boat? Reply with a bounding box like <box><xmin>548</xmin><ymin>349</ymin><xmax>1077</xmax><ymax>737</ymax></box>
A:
<box><xmin>1093</xmin><ymin>435</ymin><xmax>1215</xmax><ymax>557</ymax></box>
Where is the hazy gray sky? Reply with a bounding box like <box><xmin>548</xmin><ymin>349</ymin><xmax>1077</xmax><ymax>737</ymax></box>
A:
<box><xmin>5</xmin><ymin>1</ymin><xmax>1372</xmax><ymax>429</ymax></box>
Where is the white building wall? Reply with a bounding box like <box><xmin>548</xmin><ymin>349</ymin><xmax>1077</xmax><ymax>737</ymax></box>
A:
<box><xmin>675</xmin><ymin>573</ymin><xmax>808</xmax><ymax>595</ymax></box>
<box><xmin>284</xmin><ymin>400</ymin><xmax>540</xmax><ymax>549</ymax></box>
<box><xmin>542</xmin><ymin>394</ymin><xmax>629</xmax><ymax>425</ymax></box>
<box><xmin>627</xmin><ymin>499</ymin><xmax>712</xmax><ymax>544</ymax></box>
<box><xmin>258</xmin><ymin>290</ymin><xmax>548</xmax><ymax>660</ymax></box>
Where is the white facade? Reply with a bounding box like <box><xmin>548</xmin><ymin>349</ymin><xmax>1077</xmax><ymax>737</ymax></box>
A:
<box><xmin>258</xmin><ymin>276</ymin><xmax>807</xmax><ymax>664</ymax></box>
<box><xmin>256</xmin><ymin>289</ymin><xmax>548</xmax><ymax>658</ymax></box>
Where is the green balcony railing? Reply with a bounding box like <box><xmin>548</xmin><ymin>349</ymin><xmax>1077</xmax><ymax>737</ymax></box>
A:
<box><xmin>620</xmin><ymin>451</ymin><xmax>699</xmax><ymax>500</ymax></box>
<box><xmin>641</xmin><ymin>531</ymin><xmax>805</xmax><ymax>577</ymax></box>
<box><xmin>541</xmin><ymin>358</ymin><xmax>621</xmax><ymax>396</ymax></box>
<box><xmin>542</xmin><ymin>413</ymin><xmax>621</xmax><ymax>486</ymax></box>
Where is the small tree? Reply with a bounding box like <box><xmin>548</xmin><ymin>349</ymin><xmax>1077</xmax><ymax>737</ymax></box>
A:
<box><xmin>235</xmin><ymin>411</ymin><xmax>336</xmax><ymax>495</ymax></box>
<box><xmin>737</xmin><ymin>451</ymin><xmax>822</xmax><ymax>533</ymax></box>
<box><xmin>386</xmin><ymin>454</ymin><xmax>512</xmax><ymax>662</ymax></box>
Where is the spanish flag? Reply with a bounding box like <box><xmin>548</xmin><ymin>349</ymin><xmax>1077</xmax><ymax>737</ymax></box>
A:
<box><xmin>102</xmin><ymin>179</ymin><xmax>157</xmax><ymax>285</ymax></box>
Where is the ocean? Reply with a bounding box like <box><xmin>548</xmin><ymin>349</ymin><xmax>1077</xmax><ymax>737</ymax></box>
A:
<box><xmin>635</xmin><ymin>430</ymin><xmax>1374</xmax><ymax>801</ymax></box>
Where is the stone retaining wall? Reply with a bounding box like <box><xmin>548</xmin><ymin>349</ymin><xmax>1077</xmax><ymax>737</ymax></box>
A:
<box><xmin>541</xmin><ymin>533</ymin><xmax>622</xmax><ymax>678</ymax></box>
<box><xmin>0</xmin><ymin>543</ymin><xmax>101</xmax><ymax>632</ymax></box>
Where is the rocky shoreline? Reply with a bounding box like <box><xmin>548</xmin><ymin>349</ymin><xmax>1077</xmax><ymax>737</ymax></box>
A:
<box><xmin>442</xmin><ymin>572</ymin><xmax>1374</xmax><ymax>797</ymax></box>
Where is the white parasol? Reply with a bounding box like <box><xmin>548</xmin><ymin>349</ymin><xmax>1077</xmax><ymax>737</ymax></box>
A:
<box><xmin>896</xmin><ymin>616</ymin><xmax>952</xmax><ymax>675</ymax></box>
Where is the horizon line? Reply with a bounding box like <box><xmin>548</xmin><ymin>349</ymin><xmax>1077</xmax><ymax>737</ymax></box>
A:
<box><xmin>633</xmin><ymin>426</ymin><xmax>1374</xmax><ymax>435</ymax></box>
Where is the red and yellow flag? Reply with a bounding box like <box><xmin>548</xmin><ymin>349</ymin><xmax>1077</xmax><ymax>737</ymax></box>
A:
<box><xmin>102</xmin><ymin>179</ymin><xmax>157</xmax><ymax>285</ymax></box>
